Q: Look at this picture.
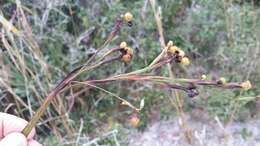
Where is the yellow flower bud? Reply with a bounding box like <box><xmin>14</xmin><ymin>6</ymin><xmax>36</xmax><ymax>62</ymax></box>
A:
<box><xmin>240</xmin><ymin>80</ymin><xmax>252</xmax><ymax>90</ymax></box>
<box><xmin>120</xmin><ymin>41</ymin><xmax>127</xmax><ymax>49</ymax></box>
<box><xmin>168</xmin><ymin>46</ymin><xmax>178</xmax><ymax>54</ymax></box>
<box><xmin>181</xmin><ymin>57</ymin><xmax>190</xmax><ymax>66</ymax></box>
<box><xmin>124</xmin><ymin>12</ymin><xmax>133</xmax><ymax>22</ymax></box>
<box><xmin>218</xmin><ymin>77</ymin><xmax>226</xmax><ymax>84</ymax></box>
<box><xmin>129</xmin><ymin>115</ymin><xmax>140</xmax><ymax>127</ymax></box>
<box><xmin>125</xmin><ymin>47</ymin><xmax>133</xmax><ymax>55</ymax></box>
<box><xmin>122</xmin><ymin>54</ymin><xmax>132</xmax><ymax>62</ymax></box>
<box><xmin>167</xmin><ymin>40</ymin><xmax>173</xmax><ymax>47</ymax></box>
<box><xmin>178</xmin><ymin>49</ymin><xmax>185</xmax><ymax>57</ymax></box>
<box><xmin>201</xmin><ymin>74</ymin><xmax>207</xmax><ymax>80</ymax></box>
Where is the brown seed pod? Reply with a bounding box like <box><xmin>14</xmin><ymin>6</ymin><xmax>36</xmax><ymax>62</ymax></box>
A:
<box><xmin>129</xmin><ymin>115</ymin><xmax>140</xmax><ymax>127</ymax></box>
<box><xmin>125</xmin><ymin>47</ymin><xmax>133</xmax><ymax>55</ymax></box>
<box><xmin>122</xmin><ymin>54</ymin><xmax>132</xmax><ymax>62</ymax></box>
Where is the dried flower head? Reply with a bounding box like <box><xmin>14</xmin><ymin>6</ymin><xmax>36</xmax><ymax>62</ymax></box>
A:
<box><xmin>240</xmin><ymin>80</ymin><xmax>252</xmax><ymax>90</ymax></box>
<box><xmin>187</xmin><ymin>88</ymin><xmax>199</xmax><ymax>98</ymax></box>
<box><xmin>122</xmin><ymin>54</ymin><xmax>132</xmax><ymax>62</ymax></box>
<box><xmin>125</xmin><ymin>47</ymin><xmax>133</xmax><ymax>55</ymax></box>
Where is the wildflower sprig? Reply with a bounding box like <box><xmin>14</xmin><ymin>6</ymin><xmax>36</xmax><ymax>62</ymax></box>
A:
<box><xmin>21</xmin><ymin>11</ymin><xmax>253</xmax><ymax>138</ymax></box>
<box><xmin>22</xmin><ymin>40</ymin><xmax>252</xmax><ymax>136</ymax></box>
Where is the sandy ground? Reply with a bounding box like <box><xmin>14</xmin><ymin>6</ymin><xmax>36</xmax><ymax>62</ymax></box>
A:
<box><xmin>128</xmin><ymin>114</ymin><xmax>260</xmax><ymax>146</ymax></box>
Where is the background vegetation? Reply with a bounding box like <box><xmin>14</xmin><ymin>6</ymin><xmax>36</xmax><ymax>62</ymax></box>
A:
<box><xmin>0</xmin><ymin>0</ymin><xmax>259</xmax><ymax>145</ymax></box>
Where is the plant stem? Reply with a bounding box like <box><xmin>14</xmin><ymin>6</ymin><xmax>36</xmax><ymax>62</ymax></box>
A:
<box><xmin>22</xmin><ymin>56</ymin><xmax>121</xmax><ymax>137</ymax></box>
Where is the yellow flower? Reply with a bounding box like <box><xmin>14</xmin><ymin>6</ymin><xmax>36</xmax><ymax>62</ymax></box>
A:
<box><xmin>125</xmin><ymin>47</ymin><xmax>133</xmax><ymax>55</ymax></box>
<box><xmin>124</xmin><ymin>12</ymin><xmax>133</xmax><ymax>22</ymax></box>
<box><xmin>201</xmin><ymin>74</ymin><xmax>207</xmax><ymax>80</ymax></box>
<box><xmin>120</xmin><ymin>41</ymin><xmax>127</xmax><ymax>49</ymax></box>
<box><xmin>122</xmin><ymin>54</ymin><xmax>132</xmax><ymax>62</ymax></box>
<box><xmin>240</xmin><ymin>80</ymin><xmax>252</xmax><ymax>90</ymax></box>
<box><xmin>181</xmin><ymin>57</ymin><xmax>190</xmax><ymax>65</ymax></box>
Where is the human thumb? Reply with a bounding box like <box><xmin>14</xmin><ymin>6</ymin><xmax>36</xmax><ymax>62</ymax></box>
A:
<box><xmin>0</xmin><ymin>132</ymin><xmax>27</xmax><ymax>146</ymax></box>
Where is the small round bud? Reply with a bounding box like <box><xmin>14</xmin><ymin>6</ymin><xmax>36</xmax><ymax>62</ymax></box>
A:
<box><xmin>125</xmin><ymin>47</ymin><xmax>133</xmax><ymax>55</ymax></box>
<box><xmin>218</xmin><ymin>77</ymin><xmax>226</xmax><ymax>84</ymax></box>
<box><xmin>122</xmin><ymin>54</ymin><xmax>132</xmax><ymax>62</ymax></box>
<box><xmin>129</xmin><ymin>115</ymin><xmax>140</xmax><ymax>127</ymax></box>
<box><xmin>178</xmin><ymin>50</ymin><xmax>185</xmax><ymax>58</ymax></box>
<box><xmin>168</xmin><ymin>46</ymin><xmax>178</xmax><ymax>54</ymax></box>
<box><xmin>124</xmin><ymin>12</ymin><xmax>133</xmax><ymax>22</ymax></box>
<box><xmin>201</xmin><ymin>74</ymin><xmax>207</xmax><ymax>80</ymax></box>
<box><xmin>240</xmin><ymin>80</ymin><xmax>252</xmax><ymax>90</ymax></box>
<box><xmin>180</xmin><ymin>57</ymin><xmax>190</xmax><ymax>66</ymax></box>
<box><xmin>120</xmin><ymin>41</ymin><xmax>127</xmax><ymax>49</ymax></box>
<box><xmin>167</xmin><ymin>41</ymin><xmax>173</xmax><ymax>47</ymax></box>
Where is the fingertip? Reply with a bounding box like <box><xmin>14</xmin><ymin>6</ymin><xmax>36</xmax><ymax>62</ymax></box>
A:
<box><xmin>28</xmin><ymin>140</ymin><xmax>43</xmax><ymax>146</ymax></box>
<box><xmin>0</xmin><ymin>132</ymin><xmax>27</xmax><ymax>146</ymax></box>
<box><xmin>0</xmin><ymin>113</ymin><xmax>36</xmax><ymax>139</ymax></box>
<box><xmin>27</xmin><ymin>128</ymin><xmax>36</xmax><ymax>140</ymax></box>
